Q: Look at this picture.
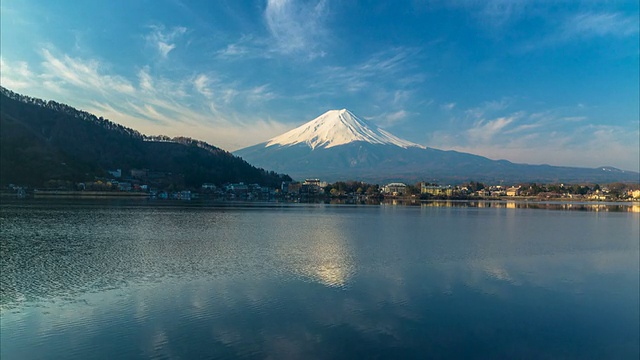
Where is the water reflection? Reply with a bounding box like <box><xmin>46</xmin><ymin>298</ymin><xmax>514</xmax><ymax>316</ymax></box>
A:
<box><xmin>1</xmin><ymin>202</ymin><xmax>638</xmax><ymax>359</ymax></box>
<box><xmin>298</xmin><ymin>220</ymin><xmax>355</xmax><ymax>288</ymax></box>
<box><xmin>411</xmin><ymin>200</ymin><xmax>640</xmax><ymax>212</ymax></box>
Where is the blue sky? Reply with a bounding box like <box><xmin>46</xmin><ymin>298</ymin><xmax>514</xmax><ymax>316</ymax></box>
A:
<box><xmin>1</xmin><ymin>0</ymin><xmax>639</xmax><ymax>171</ymax></box>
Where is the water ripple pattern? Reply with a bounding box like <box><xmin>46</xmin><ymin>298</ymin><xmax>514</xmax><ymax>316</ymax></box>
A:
<box><xmin>1</xmin><ymin>200</ymin><xmax>638</xmax><ymax>359</ymax></box>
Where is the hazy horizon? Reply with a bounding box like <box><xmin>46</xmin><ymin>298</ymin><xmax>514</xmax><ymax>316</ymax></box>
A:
<box><xmin>1</xmin><ymin>1</ymin><xmax>638</xmax><ymax>171</ymax></box>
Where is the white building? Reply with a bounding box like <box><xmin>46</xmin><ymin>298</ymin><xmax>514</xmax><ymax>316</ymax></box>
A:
<box><xmin>383</xmin><ymin>183</ymin><xmax>407</xmax><ymax>196</ymax></box>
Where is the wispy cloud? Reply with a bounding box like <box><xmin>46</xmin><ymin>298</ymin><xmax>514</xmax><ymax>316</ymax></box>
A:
<box><xmin>374</xmin><ymin>109</ymin><xmax>410</xmax><ymax>127</ymax></box>
<box><xmin>247</xmin><ymin>84</ymin><xmax>277</xmax><ymax>103</ymax></box>
<box><xmin>464</xmin><ymin>98</ymin><xmax>511</xmax><ymax>119</ymax></box>
<box><xmin>426</xmin><ymin>100</ymin><xmax>639</xmax><ymax>171</ymax></box>
<box><xmin>41</xmin><ymin>49</ymin><xmax>135</xmax><ymax>94</ymax></box>
<box><xmin>217</xmin><ymin>43</ymin><xmax>249</xmax><ymax>58</ymax></box>
<box><xmin>441</xmin><ymin>102</ymin><xmax>456</xmax><ymax>111</ymax></box>
<box><xmin>215</xmin><ymin>35</ymin><xmax>265</xmax><ymax>59</ymax></box>
<box><xmin>313</xmin><ymin>47</ymin><xmax>425</xmax><ymax>94</ymax></box>
<box><xmin>0</xmin><ymin>57</ymin><xmax>37</xmax><ymax>90</ymax></box>
<box><xmin>426</xmin><ymin>0</ymin><xmax>533</xmax><ymax>29</ymax></box>
<box><xmin>467</xmin><ymin>115</ymin><xmax>518</xmax><ymax>143</ymax></box>
<box><xmin>193</xmin><ymin>74</ymin><xmax>213</xmax><ymax>99</ymax></box>
<box><xmin>472</xmin><ymin>0</ymin><xmax>531</xmax><ymax>28</ymax></box>
<box><xmin>145</xmin><ymin>25</ymin><xmax>188</xmax><ymax>58</ymax></box>
<box><xmin>3</xmin><ymin>48</ymin><xmax>289</xmax><ymax>151</ymax></box>
<box><xmin>264</xmin><ymin>0</ymin><xmax>328</xmax><ymax>58</ymax></box>
<box><xmin>517</xmin><ymin>11</ymin><xmax>640</xmax><ymax>52</ymax></box>
<box><xmin>562</xmin><ymin>12</ymin><xmax>639</xmax><ymax>38</ymax></box>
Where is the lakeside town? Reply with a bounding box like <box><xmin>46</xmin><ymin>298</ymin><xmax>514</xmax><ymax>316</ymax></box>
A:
<box><xmin>4</xmin><ymin>167</ymin><xmax>640</xmax><ymax>203</ymax></box>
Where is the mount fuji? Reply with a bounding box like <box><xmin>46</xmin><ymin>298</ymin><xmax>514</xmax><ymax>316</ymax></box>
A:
<box><xmin>235</xmin><ymin>109</ymin><xmax>638</xmax><ymax>183</ymax></box>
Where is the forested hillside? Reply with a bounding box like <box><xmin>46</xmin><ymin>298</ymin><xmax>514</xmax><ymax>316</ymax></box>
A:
<box><xmin>0</xmin><ymin>87</ymin><xmax>291</xmax><ymax>188</ymax></box>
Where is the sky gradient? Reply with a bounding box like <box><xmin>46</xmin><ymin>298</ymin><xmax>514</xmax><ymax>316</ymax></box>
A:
<box><xmin>1</xmin><ymin>0</ymin><xmax>639</xmax><ymax>171</ymax></box>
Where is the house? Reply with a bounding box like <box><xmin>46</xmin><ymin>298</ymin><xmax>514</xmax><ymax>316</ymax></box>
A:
<box><xmin>506</xmin><ymin>186</ymin><xmax>521</xmax><ymax>196</ymax></box>
<box><xmin>420</xmin><ymin>183</ymin><xmax>454</xmax><ymax>196</ymax></box>
<box><xmin>421</xmin><ymin>183</ymin><xmax>439</xmax><ymax>195</ymax></box>
<box><xmin>589</xmin><ymin>190</ymin><xmax>608</xmax><ymax>201</ymax></box>
<box><xmin>477</xmin><ymin>189</ymin><xmax>490</xmax><ymax>197</ymax></box>
<box><xmin>383</xmin><ymin>183</ymin><xmax>407</xmax><ymax>196</ymax></box>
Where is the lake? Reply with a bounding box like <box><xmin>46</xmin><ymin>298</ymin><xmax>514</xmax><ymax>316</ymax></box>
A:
<box><xmin>1</xmin><ymin>200</ymin><xmax>638</xmax><ymax>359</ymax></box>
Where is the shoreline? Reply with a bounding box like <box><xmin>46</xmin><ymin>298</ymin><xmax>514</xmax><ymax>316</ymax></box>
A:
<box><xmin>32</xmin><ymin>190</ymin><xmax>149</xmax><ymax>198</ymax></box>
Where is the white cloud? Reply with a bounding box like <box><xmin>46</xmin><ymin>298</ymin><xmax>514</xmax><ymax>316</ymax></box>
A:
<box><xmin>313</xmin><ymin>47</ymin><xmax>425</xmax><ymax>96</ymax></box>
<box><xmin>40</xmin><ymin>49</ymin><xmax>135</xmax><ymax>94</ymax></box>
<box><xmin>222</xmin><ymin>89</ymin><xmax>239</xmax><ymax>104</ymax></box>
<box><xmin>193</xmin><ymin>74</ymin><xmax>213</xmax><ymax>98</ymax></box>
<box><xmin>2</xmin><ymin>48</ymin><xmax>290</xmax><ymax>151</ymax></box>
<box><xmin>467</xmin><ymin>116</ymin><xmax>517</xmax><ymax>143</ymax></box>
<box><xmin>441</xmin><ymin>102</ymin><xmax>456</xmax><ymax>111</ymax></box>
<box><xmin>563</xmin><ymin>12</ymin><xmax>639</xmax><ymax>38</ymax></box>
<box><xmin>518</xmin><ymin>11</ymin><xmax>639</xmax><ymax>52</ymax></box>
<box><xmin>215</xmin><ymin>35</ymin><xmax>273</xmax><ymax>61</ymax></box>
<box><xmin>247</xmin><ymin>84</ymin><xmax>276</xmax><ymax>103</ymax></box>
<box><xmin>392</xmin><ymin>90</ymin><xmax>413</xmax><ymax>106</ymax></box>
<box><xmin>138</xmin><ymin>67</ymin><xmax>154</xmax><ymax>92</ymax></box>
<box><xmin>157</xmin><ymin>42</ymin><xmax>176</xmax><ymax>58</ymax></box>
<box><xmin>386</xmin><ymin>110</ymin><xmax>408</xmax><ymax>124</ymax></box>
<box><xmin>217</xmin><ymin>43</ymin><xmax>248</xmax><ymax>58</ymax></box>
<box><xmin>464</xmin><ymin>98</ymin><xmax>511</xmax><ymax>119</ymax></box>
<box><xmin>427</xmin><ymin>0</ymin><xmax>533</xmax><ymax>29</ymax></box>
<box><xmin>264</xmin><ymin>0</ymin><xmax>328</xmax><ymax>58</ymax></box>
<box><xmin>0</xmin><ymin>57</ymin><xmax>37</xmax><ymax>89</ymax></box>
<box><xmin>427</xmin><ymin>103</ymin><xmax>639</xmax><ymax>171</ymax></box>
<box><xmin>145</xmin><ymin>25</ymin><xmax>187</xmax><ymax>59</ymax></box>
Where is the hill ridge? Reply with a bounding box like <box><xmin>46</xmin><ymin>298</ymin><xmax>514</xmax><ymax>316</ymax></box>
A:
<box><xmin>0</xmin><ymin>87</ymin><xmax>291</xmax><ymax>188</ymax></box>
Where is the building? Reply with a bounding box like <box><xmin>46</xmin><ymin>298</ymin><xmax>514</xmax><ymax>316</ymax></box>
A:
<box><xmin>420</xmin><ymin>183</ymin><xmax>454</xmax><ymax>196</ymax></box>
<box><xmin>506</xmin><ymin>186</ymin><xmax>521</xmax><ymax>196</ymax></box>
<box><xmin>421</xmin><ymin>183</ymin><xmax>441</xmax><ymax>196</ymax></box>
<box><xmin>383</xmin><ymin>183</ymin><xmax>407</xmax><ymax>196</ymax></box>
<box><xmin>300</xmin><ymin>179</ymin><xmax>325</xmax><ymax>196</ymax></box>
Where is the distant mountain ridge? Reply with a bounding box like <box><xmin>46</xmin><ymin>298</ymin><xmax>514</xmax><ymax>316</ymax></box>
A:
<box><xmin>235</xmin><ymin>109</ymin><xmax>639</xmax><ymax>184</ymax></box>
<box><xmin>0</xmin><ymin>87</ymin><xmax>291</xmax><ymax>188</ymax></box>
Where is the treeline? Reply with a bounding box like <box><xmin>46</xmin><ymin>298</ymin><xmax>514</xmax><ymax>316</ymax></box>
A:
<box><xmin>0</xmin><ymin>87</ymin><xmax>143</xmax><ymax>139</ymax></box>
<box><xmin>520</xmin><ymin>182</ymin><xmax>637</xmax><ymax>197</ymax></box>
<box><xmin>0</xmin><ymin>87</ymin><xmax>291</xmax><ymax>189</ymax></box>
<box><xmin>323</xmin><ymin>181</ymin><xmax>380</xmax><ymax>196</ymax></box>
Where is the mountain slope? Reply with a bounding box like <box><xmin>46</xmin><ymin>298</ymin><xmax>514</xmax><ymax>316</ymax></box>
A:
<box><xmin>266</xmin><ymin>109</ymin><xmax>423</xmax><ymax>149</ymax></box>
<box><xmin>0</xmin><ymin>87</ymin><xmax>291</xmax><ymax>188</ymax></box>
<box><xmin>235</xmin><ymin>109</ymin><xmax>639</xmax><ymax>184</ymax></box>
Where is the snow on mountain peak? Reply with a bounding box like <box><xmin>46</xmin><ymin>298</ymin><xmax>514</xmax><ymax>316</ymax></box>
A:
<box><xmin>265</xmin><ymin>109</ymin><xmax>425</xmax><ymax>150</ymax></box>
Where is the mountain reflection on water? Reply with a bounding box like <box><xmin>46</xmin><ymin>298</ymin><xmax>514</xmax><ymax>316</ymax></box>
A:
<box><xmin>1</xmin><ymin>200</ymin><xmax>638</xmax><ymax>359</ymax></box>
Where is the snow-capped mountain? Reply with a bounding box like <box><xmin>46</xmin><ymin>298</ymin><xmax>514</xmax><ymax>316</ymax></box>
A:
<box><xmin>235</xmin><ymin>109</ymin><xmax>639</xmax><ymax>183</ymax></box>
<box><xmin>265</xmin><ymin>109</ymin><xmax>424</xmax><ymax>150</ymax></box>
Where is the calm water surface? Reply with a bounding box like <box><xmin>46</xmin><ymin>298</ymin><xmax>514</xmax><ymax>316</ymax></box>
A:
<box><xmin>1</xmin><ymin>200</ymin><xmax>639</xmax><ymax>359</ymax></box>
